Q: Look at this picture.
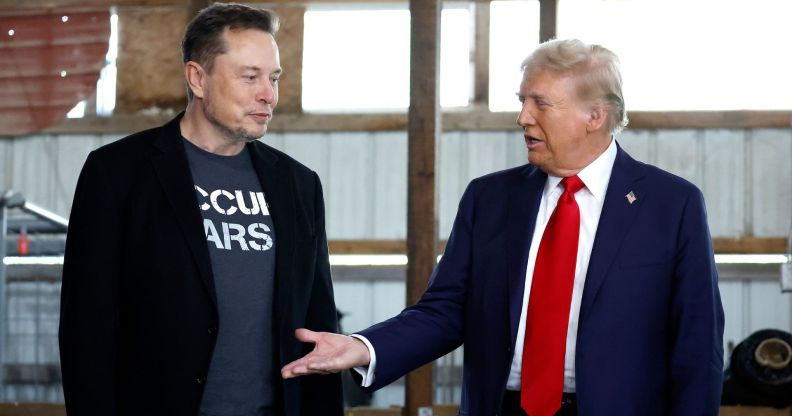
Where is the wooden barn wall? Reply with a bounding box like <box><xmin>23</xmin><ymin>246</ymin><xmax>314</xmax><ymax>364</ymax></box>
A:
<box><xmin>2</xmin><ymin>127</ymin><xmax>790</xmax><ymax>240</ymax></box>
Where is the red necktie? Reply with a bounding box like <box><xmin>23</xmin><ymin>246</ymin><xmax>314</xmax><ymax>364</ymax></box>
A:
<box><xmin>521</xmin><ymin>175</ymin><xmax>585</xmax><ymax>416</ymax></box>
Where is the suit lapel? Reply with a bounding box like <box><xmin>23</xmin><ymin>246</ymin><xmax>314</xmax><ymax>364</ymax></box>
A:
<box><xmin>506</xmin><ymin>165</ymin><xmax>546</xmax><ymax>343</ymax></box>
<box><xmin>247</xmin><ymin>141</ymin><xmax>296</xmax><ymax>325</ymax></box>
<box><xmin>580</xmin><ymin>145</ymin><xmax>646</xmax><ymax>316</ymax></box>
<box><xmin>149</xmin><ymin>114</ymin><xmax>217</xmax><ymax>307</ymax></box>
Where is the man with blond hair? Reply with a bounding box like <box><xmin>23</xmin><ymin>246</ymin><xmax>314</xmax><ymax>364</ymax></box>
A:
<box><xmin>282</xmin><ymin>39</ymin><xmax>724</xmax><ymax>416</ymax></box>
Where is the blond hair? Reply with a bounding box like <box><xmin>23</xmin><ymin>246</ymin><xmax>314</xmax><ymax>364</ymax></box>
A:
<box><xmin>522</xmin><ymin>39</ymin><xmax>628</xmax><ymax>134</ymax></box>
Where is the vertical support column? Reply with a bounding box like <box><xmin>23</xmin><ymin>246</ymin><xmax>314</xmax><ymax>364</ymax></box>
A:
<box><xmin>539</xmin><ymin>0</ymin><xmax>558</xmax><ymax>42</ymax></box>
<box><xmin>272</xmin><ymin>5</ymin><xmax>305</xmax><ymax>114</ymax></box>
<box><xmin>473</xmin><ymin>1</ymin><xmax>490</xmax><ymax>109</ymax></box>
<box><xmin>406</xmin><ymin>0</ymin><xmax>441</xmax><ymax>415</ymax></box>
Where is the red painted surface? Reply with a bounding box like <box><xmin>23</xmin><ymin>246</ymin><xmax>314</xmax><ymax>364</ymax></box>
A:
<box><xmin>0</xmin><ymin>7</ymin><xmax>109</xmax><ymax>136</ymax></box>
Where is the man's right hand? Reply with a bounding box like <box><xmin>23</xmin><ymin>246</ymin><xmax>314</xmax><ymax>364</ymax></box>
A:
<box><xmin>280</xmin><ymin>328</ymin><xmax>371</xmax><ymax>379</ymax></box>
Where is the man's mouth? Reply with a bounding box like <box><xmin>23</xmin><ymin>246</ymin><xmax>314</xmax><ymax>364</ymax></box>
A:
<box><xmin>525</xmin><ymin>135</ymin><xmax>543</xmax><ymax>145</ymax></box>
<box><xmin>250</xmin><ymin>112</ymin><xmax>272</xmax><ymax>122</ymax></box>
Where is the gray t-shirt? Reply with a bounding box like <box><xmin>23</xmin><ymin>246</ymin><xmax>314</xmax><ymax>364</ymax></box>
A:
<box><xmin>183</xmin><ymin>138</ymin><xmax>277</xmax><ymax>416</ymax></box>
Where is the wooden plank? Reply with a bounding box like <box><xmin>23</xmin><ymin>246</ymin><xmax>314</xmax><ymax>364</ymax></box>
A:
<box><xmin>406</xmin><ymin>0</ymin><xmax>439</xmax><ymax>413</ymax></box>
<box><xmin>629</xmin><ymin>111</ymin><xmax>792</xmax><ymax>130</ymax></box>
<box><xmin>328</xmin><ymin>238</ymin><xmax>785</xmax><ymax>254</ymax></box>
<box><xmin>35</xmin><ymin>111</ymin><xmax>792</xmax><ymax>136</ymax></box>
<box><xmin>272</xmin><ymin>5</ymin><xmax>304</xmax><ymax>113</ymax></box>
<box><xmin>472</xmin><ymin>1</ymin><xmax>489</xmax><ymax>108</ymax></box>
<box><xmin>539</xmin><ymin>0</ymin><xmax>557</xmax><ymax>42</ymax></box>
<box><xmin>0</xmin><ymin>403</ymin><xmax>65</xmax><ymax>416</ymax></box>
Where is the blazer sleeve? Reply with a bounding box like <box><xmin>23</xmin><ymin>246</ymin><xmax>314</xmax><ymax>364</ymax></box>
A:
<box><xmin>668</xmin><ymin>187</ymin><xmax>725</xmax><ymax>415</ymax></box>
<box><xmin>300</xmin><ymin>172</ymin><xmax>344</xmax><ymax>415</ymax></box>
<box><xmin>59</xmin><ymin>151</ymin><xmax>123</xmax><ymax>415</ymax></box>
<box><xmin>357</xmin><ymin>179</ymin><xmax>478</xmax><ymax>390</ymax></box>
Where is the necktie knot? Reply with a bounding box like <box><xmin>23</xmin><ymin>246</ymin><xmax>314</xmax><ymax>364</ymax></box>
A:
<box><xmin>561</xmin><ymin>175</ymin><xmax>584</xmax><ymax>195</ymax></box>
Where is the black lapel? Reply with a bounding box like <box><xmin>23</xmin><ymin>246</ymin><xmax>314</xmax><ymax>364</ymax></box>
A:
<box><xmin>246</xmin><ymin>141</ymin><xmax>296</xmax><ymax>326</ymax></box>
<box><xmin>149</xmin><ymin>113</ymin><xmax>217</xmax><ymax>307</ymax></box>
<box><xmin>506</xmin><ymin>165</ymin><xmax>546</xmax><ymax>344</ymax></box>
<box><xmin>579</xmin><ymin>144</ymin><xmax>646</xmax><ymax>316</ymax></box>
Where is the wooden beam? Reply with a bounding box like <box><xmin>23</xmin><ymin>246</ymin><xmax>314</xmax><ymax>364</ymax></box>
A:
<box><xmin>627</xmin><ymin>111</ymin><xmax>792</xmax><ymax>130</ymax></box>
<box><xmin>272</xmin><ymin>5</ymin><xmax>305</xmax><ymax>114</ymax></box>
<box><xmin>406</xmin><ymin>0</ymin><xmax>440</xmax><ymax>414</ymax></box>
<box><xmin>38</xmin><ymin>110</ymin><xmax>792</xmax><ymax>136</ymax></box>
<box><xmin>539</xmin><ymin>0</ymin><xmax>557</xmax><ymax>42</ymax></box>
<box><xmin>328</xmin><ymin>238</ymin><xmax>785</xmax><ymax>255</ymax></box>
<box><xmin>472</xmin><ymin>1</ymin><xmax>490</xmax><ymax>108</ymax></box>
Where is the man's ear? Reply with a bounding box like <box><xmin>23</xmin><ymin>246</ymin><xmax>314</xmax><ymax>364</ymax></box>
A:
<box><xmin>184</xmin><ymin>61</ymin><xmax>206</xmax><ymax>99</ymax></box>
<box><xmin>586</xmin><ymin>103</ymin><xmax>608</xmax><ymax>133</ymax></box>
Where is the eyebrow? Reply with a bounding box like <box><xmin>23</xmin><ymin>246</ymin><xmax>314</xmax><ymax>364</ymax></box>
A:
<box><xmin>240</xmin><ymin>66</ymin><xmax>282</xmax><ymax>75</ymax></box>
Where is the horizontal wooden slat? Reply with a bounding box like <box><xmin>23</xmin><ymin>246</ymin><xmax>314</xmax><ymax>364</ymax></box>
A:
<box><xmin>329</xmin><ymin>238</ymin><xmax>787</xmax><ymax>255</ymax></box>
<box><xmin>34</xmin><ymin>110</ymin><xmax>792</xmax><ymax>136</ymax></box>
<box><xmin>629</xmin><ymin>111</ymin><xmax>792</xmax><ymax>130</ymax></box>
<box><xmin>713</xmin><ymin>237</ymin><xmax>787</xmax><ymax>254</ymax></box>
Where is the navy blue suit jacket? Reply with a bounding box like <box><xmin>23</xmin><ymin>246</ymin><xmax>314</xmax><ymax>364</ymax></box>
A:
<box><xmin>359</xmin><ymin>145</ymin><xmax>724</xmax><ymax>415</ymax></box>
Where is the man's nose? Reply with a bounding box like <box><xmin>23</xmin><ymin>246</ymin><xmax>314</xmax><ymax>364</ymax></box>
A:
<box><xmin>517</xmin><ymin>104</ymin><xmax>536</xmax><ymax>128</ymax></box>
<box><xmin>257</xmin><ymin>81</ymin><xmax>276</xmax><ymax>104</ymax></box>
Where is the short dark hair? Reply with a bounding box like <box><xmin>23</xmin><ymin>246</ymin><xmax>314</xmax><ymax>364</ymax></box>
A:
<box><xmin>182</xmin><ymin>3</ymin><xmax>279</xmax><ymax>96</ymax></box>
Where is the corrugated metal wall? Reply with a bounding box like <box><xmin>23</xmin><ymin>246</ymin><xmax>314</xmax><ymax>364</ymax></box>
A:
<box><xmin>3</xmin><ymin>128</ymin><xmax>790</xmax><ymax>239</ymax></box>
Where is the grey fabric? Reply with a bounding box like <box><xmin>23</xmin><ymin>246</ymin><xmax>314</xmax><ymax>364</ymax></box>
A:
<box><xmin>184</xmin><ymin>138</ymin><xmax>277</xmax><ymax>416</ymax></box>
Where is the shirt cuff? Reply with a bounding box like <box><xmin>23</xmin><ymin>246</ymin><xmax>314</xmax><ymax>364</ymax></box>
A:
<box><xmin>349</xmin><ymin>334</ymin><xmax>376</xmax><ymax>387</ymax></box>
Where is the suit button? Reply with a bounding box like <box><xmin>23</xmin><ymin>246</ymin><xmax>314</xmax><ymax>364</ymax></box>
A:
<box><xmin>196</xmin><ymin>376</ymin><xmax>205</xmax><ymax>385</ymax></box>
<box><xmin>207</xmin><ymin>327</ymin><xmax>215</xmax><ymax>335</ymax></box>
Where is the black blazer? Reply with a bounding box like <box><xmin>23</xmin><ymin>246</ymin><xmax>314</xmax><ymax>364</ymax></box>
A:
<box><xmin>59</xmin><ymin>114</ymin><xmax>342</xmax><ymax>416</ymax></box>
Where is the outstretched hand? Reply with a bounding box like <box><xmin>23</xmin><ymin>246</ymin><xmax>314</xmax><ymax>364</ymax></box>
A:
<box><xmin>281</xmin><ymin>328</ymin><xmax>371</xmax><ymax>379</ymax></box>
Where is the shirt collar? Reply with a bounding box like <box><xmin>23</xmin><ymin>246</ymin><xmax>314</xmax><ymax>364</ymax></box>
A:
<box><xmin>544</xmin><ymin>138</ymin><xmax>617</xmax><ymax>202</ymax></box>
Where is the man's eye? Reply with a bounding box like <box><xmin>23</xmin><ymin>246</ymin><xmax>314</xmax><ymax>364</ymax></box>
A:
<box><xmin>271</xmin><ymin>78</ymin><xmax>280</xmax><ymax>85</ymax></box>
<box><xmin>244</xmin><ymin>75</ymin><xmax>256</xmax><ymax>81</ymax></box>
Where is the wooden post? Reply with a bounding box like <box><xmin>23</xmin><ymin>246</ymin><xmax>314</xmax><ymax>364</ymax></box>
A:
<box><xmin>272</xmin><ymin>5</ymin><xmax>305</xmax><ymax>114</ymax></box>
<box><xmin>539</xmin><ymin>0</ymin><xmax>558</xmax><ymax>42</ymax></box>
<box><xmin>472</xmin><ymin>1</ymin><xmax>490</xmax><ymax>109</ymax></box>
<box><xmin>406</xmin><ymin>0</ymin><xmax>440</xmax><ymax>415</ymax></box>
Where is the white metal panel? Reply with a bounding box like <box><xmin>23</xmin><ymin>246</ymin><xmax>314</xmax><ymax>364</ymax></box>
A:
<box><xmin>371</xmin><ymin>132</ymin><xmax>407</xmax><ymax>239</ymax></box>
<box><xmin>260</xmin><ymin>132</ymin><xmax>285</xmax><ymax>152</ymax></box>
<box><xmin>752</xmin><ymin>129</ymin><xmax>792</xmax><ymax>237</ymax></box>
<box><xmin>0</xmin><ymin>139</ymin><xmax>13</xmax><ymax>190</ymax></box>
<box><xmin>438</xmin><ymin>131</ymin><xmax>468</xmax><ymax>238</ymax></box>
<box><xmin>719</xmin><ymin>281</ymin><xmax>745</xmax><ymax>355</ymax></box>
<box><xmin>616</xmin><ymin>129</ymin><xmax>653</xmax><ymax>164</ymax></box>
<box><xmin>326</xmin><ymin>132</ymin><xmax>374</xmax><ymax>239</ymax></box>
<box><xmin>747</xmin><ymin>281</ymin><xmax>792</xmax><ymax>334</ymax></box>
<box><xmin>333</xmin><ymin>281</ymin><xmax>374</xmax><ymax>334</ymax></box>
<box><xmin>11</xmin><ymin>135</ymin><xmax>56</xmax><ymax>212</ymax></box>
<box><xmin>54</xmin><ymin>135</ymin><xmax>101</xmax><ymax>218</ymax></box>
<box><xmin>281</xmin><ymin>132</ymin><xmax>331</xmax><ymax>184</ymax></box>
<box><xmin>654</xmin><ymin>129</ymin><xmax>702</xmax><ymax>189</ymax></box>
<box><xmin>702</xmin><ymin>129</ymin><xmax>746</xmax><ymax>237</ymax></box>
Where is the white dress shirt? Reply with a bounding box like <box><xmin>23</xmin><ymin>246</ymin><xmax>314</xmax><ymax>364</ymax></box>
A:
<box><xmin>355</xmin><ymin>139</ymin><xmax>618</xmax><ymax>390</ymax></box>
<box><xmin>506</xmin><ymin>138</ymin><xmax>616</xmax><ymax>392</ymax></box>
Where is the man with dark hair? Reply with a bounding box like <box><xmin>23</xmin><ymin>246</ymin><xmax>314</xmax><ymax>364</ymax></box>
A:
<box><xmin>59</xmin><ymin>3</ymin><xmax>342</xmax><ymax>415</ymax></box>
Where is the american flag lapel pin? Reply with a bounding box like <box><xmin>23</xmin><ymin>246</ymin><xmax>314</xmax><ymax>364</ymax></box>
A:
<box><xmin>625</xmin><ymin>191</ymin><xmax>637</xmax><ymax>204</ymax></box>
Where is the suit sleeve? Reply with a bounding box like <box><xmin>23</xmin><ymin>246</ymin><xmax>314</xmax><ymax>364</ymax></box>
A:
<box><xmin>300</xmin><ymin>172</ymin><xmax>344</xmax><ymax>415</ymax></box>
<box><xmin>356</xmin><ymin>179</ymin><xmax>478</xmax><ymax>390</ymax></box>
<box><xmin>59</xmin><ymin>152</ymin><xmax>122</xmax><ymax>415</ymax></box>
<box><xmin>669</xmin><ymin>187</ymin><xmax>725</xmax><ymax>415</ymax></box>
